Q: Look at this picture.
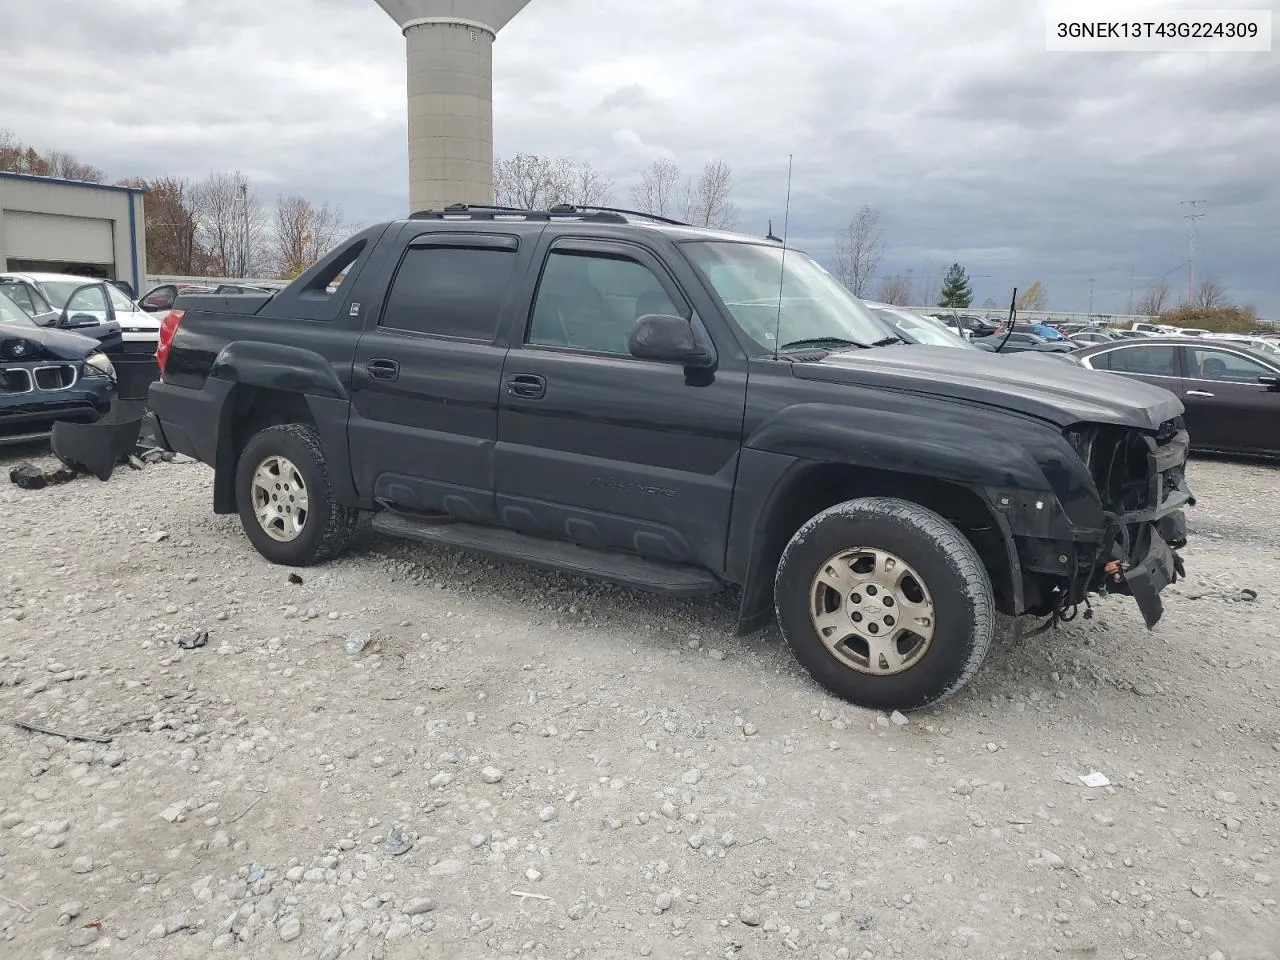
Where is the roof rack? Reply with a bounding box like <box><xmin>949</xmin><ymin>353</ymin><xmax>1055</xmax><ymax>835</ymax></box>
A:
<box><xmin>409</xmin><ymin>203</ymin><xmax>626</xmax><ymax>224</ymax></box>
<box><xmin>549</xmin><ymin>204</ymin><xmax>690</xmax><ymax>227</ymax></box>
<box><xmin>408</xmin><ymin>202</ymin><xmax>689</xmax><ymax>227</ymax></box>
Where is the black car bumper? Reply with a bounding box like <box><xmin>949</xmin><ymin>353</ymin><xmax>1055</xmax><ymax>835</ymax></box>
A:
<box><xmin>1116</xmin><ymin>512</ymin><xmax>1185</xmax><ymax>629</ymax></box>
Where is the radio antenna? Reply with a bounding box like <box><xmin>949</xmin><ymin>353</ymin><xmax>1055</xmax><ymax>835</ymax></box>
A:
<box><xmin>996</xmin><ymin>287</ymin><xmax>1017</xmax><ymax>353</ymax></box>
<box><xmin>772</xmin><ymin>154</ymin><xmax>794</xmax><ymax>361</ymax></box>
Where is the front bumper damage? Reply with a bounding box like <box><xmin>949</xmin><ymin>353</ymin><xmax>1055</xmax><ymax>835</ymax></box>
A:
<box><xmin>1109</xmin><ymin>512</ymin><xmax>1186</xmax><ymax>628</ymax></box>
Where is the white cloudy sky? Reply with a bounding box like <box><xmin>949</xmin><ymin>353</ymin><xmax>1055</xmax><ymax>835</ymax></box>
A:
<box><xmin>3</xmin><ymin>0</ymin><xmax>1277</xmax><ymax>314</ymax></box>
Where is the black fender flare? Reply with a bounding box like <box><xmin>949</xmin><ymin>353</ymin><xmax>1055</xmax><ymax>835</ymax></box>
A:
<box><xmin>729</xmin><ymin>403</ymin><xmax>1069</xmax><ymax>633</ymax></box>
<box><xmin>207</xmin><ymin>342</ymin><xmax>357</xmax><ymax>513</ymax></box>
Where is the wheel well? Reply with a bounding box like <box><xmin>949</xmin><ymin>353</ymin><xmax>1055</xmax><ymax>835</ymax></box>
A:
<box><xmin>213</xmin><ymin>388</ymin><xmax>316</xmax><ymax>514</ymax></box>
<box><xmin>738</xmin><ymin>464</ymin><xmax>1017</xmax><ymax>631</ymax></box>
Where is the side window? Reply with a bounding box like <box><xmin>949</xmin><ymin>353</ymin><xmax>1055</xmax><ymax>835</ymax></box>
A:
<box><xmin>527</xmin><ymin>250</ymin><xmax>680</xmax><ymax>355</ymax></box>
<box><xmin>143</xmin><ymin>286</ymin><xmax>175</xmax><ymax>310</ymax></box>
<box><xmin>1105</xmin><ymin>345</ymin><xmax>1177</xmax><ymax>375</ymax></box>
<box><xmin>3</xmin><ymin>283</ymin><xmax>34</xmax><ymax>313</ymax></box>
<box><xmin>106</xmin><ymin>285</ymin><xmax>135</xmax><ymax>311</ymax></box>
<box><xmin>381</xmin><ymin>243</ymin><xmax>518</xmax><ymax>340</ymax></box>
<box><xmin>1190</xmin><ymin>348</ymin><xmax>1271</xmax><ymax>383</ymax></box>
<box><xmin>65</xmin><ymin>286</ymin><xmax>108</xmax><ymax>314</ymax></box>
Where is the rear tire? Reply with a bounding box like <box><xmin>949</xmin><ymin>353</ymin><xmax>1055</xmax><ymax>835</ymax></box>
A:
<box><xmin>774</xmin><ymin>497</ymin><xmax>994</xmax><ymax>711</ymax></box>
<box><xmin>235</xmin><ymin>423</ymin><xmax>358</xmax><ymax>566</ymax></box>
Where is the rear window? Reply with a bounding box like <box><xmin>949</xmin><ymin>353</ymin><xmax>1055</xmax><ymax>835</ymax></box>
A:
<box><xmin>381</xmin><ymin>241</ymin><xmax>519</xmax><ymax>340</ymax></box>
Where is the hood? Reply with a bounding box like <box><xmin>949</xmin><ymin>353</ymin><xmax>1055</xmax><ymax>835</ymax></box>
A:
<box><xmin>0</xmin><ymin>324</ymin><xmax>101</xmax><ymax>362</ymax></box>
<box><xmin>794</xmin><ymin>344</ymin><xmax>1183</xmax><ymax>431</ymax></box>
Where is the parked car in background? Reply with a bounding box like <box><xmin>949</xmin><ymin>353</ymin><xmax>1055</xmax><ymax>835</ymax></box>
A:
<box><xmin>1028</xmin><ymin>323</ymin><xmax>1067</xmax><ymax>340</ymax></box>
<box><xmin>139</xmin><ymin>282</ymin><xmax>214</xmax><ymax>313</ymax></box>
<box><xmin>0</xmin><ymin>276</ymin><xmax>60</xmax><ymax>325</ymax></box>
<box><xmin>1130</xmin><ymin>322</ymin><xmax>1178</xmax><ymax>336</ymax></box>
<box><xmin>973</xmin><ymin>330</ymin><xmax>1078</xmax><ymax>354</ymax></box>
<box><xmin>1170</xmin><ymin>327</ymin><xmax>1211</xmax><ymax>337</ymax></box>
<box><xmin>1074</xmin><ymin>337</ymin><xmax>1280</xmax><ymax>456</ymax></box>
<box><xmin>0</xmin><ymin>272</ymin><xmax>161</xmax><ymax>354</ymax></box>
<box><xmin>864</xmin><ymin>303</ymin><xmax>976</xmax><ymax>350</ymax></box>
<box><xmin>0</xmin><ymin>287</ymin><xmax>116</xmax><ymax>444</ymax></box>
<box><xmin>1069</xmin><ymin>329</ymin><xmax>1121</xmax><ymax>345</ymax></box>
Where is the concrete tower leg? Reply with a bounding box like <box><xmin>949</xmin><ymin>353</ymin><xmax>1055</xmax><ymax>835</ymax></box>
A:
<box><xmin>375</xmin><ymin>1</ymin><xmax>533</xmax><ymax>214</ymax></box>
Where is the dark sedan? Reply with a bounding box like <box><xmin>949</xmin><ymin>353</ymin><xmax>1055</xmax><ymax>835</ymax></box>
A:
<box><xmin>1074</xmin><ymin>337</ymin><xmax>1280</xmax><ymax>456</ymax></box>
<box><xmin>0</xmin><ymin>289</ymin><xmax>116</xmax><ymax>444</ymax></box>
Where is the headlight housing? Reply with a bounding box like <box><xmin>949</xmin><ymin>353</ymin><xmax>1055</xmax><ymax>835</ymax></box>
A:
<box><xmin>83</xmin><ymin>351</ymin><xmax>116</xmax><ymax>379</ymax></box>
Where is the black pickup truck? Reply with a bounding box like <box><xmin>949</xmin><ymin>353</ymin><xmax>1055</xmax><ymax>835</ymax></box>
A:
<box><xmin>147</xmin><ymin>204</ymin><xmax>1192</xmax><ymax>711</ymax></box>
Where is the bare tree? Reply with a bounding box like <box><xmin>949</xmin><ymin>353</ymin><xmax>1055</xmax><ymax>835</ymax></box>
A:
<box><xmin>1192</xmin><ymin>276</ymin><xmax>1229</xmax><ymax>310</ymax></box>
<box><xmin>875</xmin><ymin>275</ymin><xmax>912</xmax><ymax>306</ymax></box>
<box><xmin>273</xmin><ymin>195</ymin><xmax>346</xmax><ymax>279</ymax></box>
<box><xmin>681</xmin><ymin>159</ymin><xmax>738</xmax><ymax>229</ymax></box>
<box><xmin>493</xmin><ymin>154</ymin><xmax>615</xmax><ymax>210</ymax></box>
<box><xmin>195</xmin><ymin>171</ymin><xmax>269</xmax><ymax>278</ymax></box>
<box><xmin>631</xmin><ymin>158</ymin><xmax>683</xmax><ymax>219</ymax></box>
<box><xmin>917</xmin><ymin>273</ymin><xmax>943</xmax><ymax>310</ymax></box>
<box><xmin>0</xmin><ymin>129</ymin><xmax>103</xmax><ymax>182</ymax></box>
<box><xmin>833</xmin><ymin>206</ymin><xmax>884</xmax><ymax>297</ymax></box>
<box><xmin>43</xmin><ymin>150</ymin><xmax>105</xmax><ymax>183</ymax></box>
<box><xmin>1015</xmin><ymin>280</ymin><xmax>1048</xmax><ymax>311</ymax></box>
<box><xmin>1134</xmin><ymin>281</ymin><xmax>1171</xmax><ymax>316</ymax></box>
<box><xmin>126</xmin><ymin>176</ymin><xmax>206</xmax><ymax>276</ymax></box>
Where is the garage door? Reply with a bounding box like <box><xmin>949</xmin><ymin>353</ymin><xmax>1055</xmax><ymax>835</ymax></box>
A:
<box><xmin>3</xmin><ymin>210</ymin><xmax>114</xmax><ymax>264</ymax></box>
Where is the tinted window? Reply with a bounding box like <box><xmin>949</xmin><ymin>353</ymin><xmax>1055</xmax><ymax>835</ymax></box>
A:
<box><xmin>381</xmin><ymin>244</ymin><xmax>518</xmax><ymax>340</ymax></box>
<box><xmin>1096</xmin><ymin>345</ymin><xmax>1178</xmax><ymax>375</ymax></box>
<box><xmin>1189</xmin><ymin>347</ymin><xmax>1272</xmax><ymax>383</ymax></box>
<box><xmin>528</xmin><ymin>250</ymin><xmax>680</xmax><ymax>355</ymax></box>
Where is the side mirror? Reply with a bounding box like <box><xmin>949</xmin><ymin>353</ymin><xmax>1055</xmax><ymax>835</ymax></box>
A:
<box><xmin>627</xmin><ymin>314</ymin><xmax>715</xmax><ymax>368</ymax></box>
<box><xmin>1259</xmin><ymin>374</ymin><xmax>1280</xmax><ymax>390</ymax></box>
<box><xmin>63</xmin><ymin>313</ymin><xmax>100</xmax><ymax>330</ymax></box>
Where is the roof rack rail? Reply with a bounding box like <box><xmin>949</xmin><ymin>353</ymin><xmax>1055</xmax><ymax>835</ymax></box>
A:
<box><xmin>408</xmin><ymin>202</ymin><xmax>628</xmax><ymax>224</ymax></box>
<box><xmin>547</xmin><ymin>203</ymin><xmax>690</xmax><ymax>227</ymax></box>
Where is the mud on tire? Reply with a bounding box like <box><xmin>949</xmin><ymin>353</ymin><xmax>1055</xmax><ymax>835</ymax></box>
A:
<box><xmin>234</xmin><ymin>423</ymin><xmax>359</xmax><ymax>566</ymax></box>
<box><xmin>774</xmin><ymin>496</ymin><xmax>994</xmax><ymax>712</ymax></box>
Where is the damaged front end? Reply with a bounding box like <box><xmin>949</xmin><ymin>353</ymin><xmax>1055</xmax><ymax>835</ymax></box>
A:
<box><xmin>988</xmin><ymin>416</ymin><xmax>1193</xmax><ymax>631</ymax></box>
<box><xmin>1072</xmin><ymin>417</ymin><xmax>1193</xmax><ymax>628</ymax></box>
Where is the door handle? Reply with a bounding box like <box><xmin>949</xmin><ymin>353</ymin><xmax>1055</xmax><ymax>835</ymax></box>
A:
<box><xmin>1186</xmin><ymin>389</ymin><xmax>1215</xmax><ymax>397</ymax></box>
<box><xmin>506</xmin><ymin>374</ymin><xmax>546</xmax><ymax>399</ymax></box>
<box><xmin>367</xmin><ymin>358</ymin><xmax>400</xmax><ymax>381</ymax></box>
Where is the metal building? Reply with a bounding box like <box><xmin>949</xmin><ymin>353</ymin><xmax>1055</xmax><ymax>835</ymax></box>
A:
<box><xmin>375</xmin><ymin>0</ymin><xmax>533</xmax><ymax>213</ymax></box>
<box><xmin>0</xmin><ymin>172</ymin><xmax>147</xmax><ymax>293</ymax></box>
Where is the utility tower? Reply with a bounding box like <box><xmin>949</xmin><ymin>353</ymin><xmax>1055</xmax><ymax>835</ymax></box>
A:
<box><xmin>375</xmin><ymin>0</ymin><xmax>534</xmax><ymax>213</ymax></box>
<box><xmin>1180</xmin><ymin>200</ymin><xmax>1207</xmax><ymax>305</ymax></box>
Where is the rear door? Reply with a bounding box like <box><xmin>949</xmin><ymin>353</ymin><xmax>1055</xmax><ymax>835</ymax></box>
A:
<box><xmin>1180</xmin><ymin>345</ymin><xmax>1280</xmax><ymax>453</ymax></box>
<box><xmin>347</xmin><ymin>230</ymin><xmax>532</xmax><ymax>522</ymax></box>
<box><xmin>494</xmin><ymin>236</ymin><xmax>748</xmax><ymax>573</ymax></box>
<box><xmin>1083</xmin><ymin>342</ymin><xmax>1182</xmax><ymax>392</ymax></box>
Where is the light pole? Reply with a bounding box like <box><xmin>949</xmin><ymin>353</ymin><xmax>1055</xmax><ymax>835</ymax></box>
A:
<box><xmin>1179</xmin><ymin>200</ymin><xmax>1207</xmax><ymax>305</ymax></box>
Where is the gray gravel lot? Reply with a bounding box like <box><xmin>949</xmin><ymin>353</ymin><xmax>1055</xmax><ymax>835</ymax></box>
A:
<box><xmin>0</xmin><ymin>449</ymin><xmax>1277</xmax><ymax>960</ymax></box>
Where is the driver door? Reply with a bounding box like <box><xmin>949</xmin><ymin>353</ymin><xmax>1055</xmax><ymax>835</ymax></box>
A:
<box><xmin>495</xmin><ymin>238</ymin><xmax>748</xmax><ymax>573</ymax></box>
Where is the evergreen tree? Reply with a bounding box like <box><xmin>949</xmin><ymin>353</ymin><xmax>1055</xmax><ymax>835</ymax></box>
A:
<box><xmin>938</xmin><ymin>263</ymin><xmax>973</xmax><ymax>308</ymax></box>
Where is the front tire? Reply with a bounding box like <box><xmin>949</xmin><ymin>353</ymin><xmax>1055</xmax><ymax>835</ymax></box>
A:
<box><xmin>235</xmin><ymin>423</ymin><xmax>358</xmax><ymax>566</ymax></box>
<box><xmin>774</xmin><ymin>497</ymin><xmax>994</xmax><ymax>711</ymax></box>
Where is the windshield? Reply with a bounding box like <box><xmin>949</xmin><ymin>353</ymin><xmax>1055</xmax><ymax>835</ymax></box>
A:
<box><xmin>107</xmin><ymin>284</ymin><xmax>138</xmax><ymax>312</ymax></box>
<box><xmin>871</xmin><ymin>307</ymin><xmax>973</xmax><ymax>349</ymax></box>
<box><xmin>37</xmin><ymin>280</ymin><xmax>91</xmax><ymax>309</ymax></box>
<box><xmin>0</xmin><ymin>289</ymin><xmax>36</xmax><ymax>326</ymax></box>
<box><xmin>681</xmin><ymin>241</ymin><xmax>895</xmax><ymax>352</ymax></box>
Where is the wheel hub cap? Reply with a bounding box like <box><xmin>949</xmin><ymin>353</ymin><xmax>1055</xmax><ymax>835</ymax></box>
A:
<box><xmin>809</xmin><ymin>548</ymin><xmax>935</xmax><ymax>675</ymax></box>
<box><xmin>250</xmin><ymin>455</ymin><xmax>309</xmax><ymax>543</ymax></box>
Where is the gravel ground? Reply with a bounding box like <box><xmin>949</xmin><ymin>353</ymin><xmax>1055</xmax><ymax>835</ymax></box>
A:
<box><xmin>0</xmin><ymin>448</ymin><xmax>1277</xmax><ymax>960</ymax></box>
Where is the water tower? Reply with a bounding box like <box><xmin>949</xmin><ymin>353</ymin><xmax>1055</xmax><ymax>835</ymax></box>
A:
<box><xmin>375</xmin><ymin>0</ymin><xmax>533</xmax><ymax>213</ymax></box>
